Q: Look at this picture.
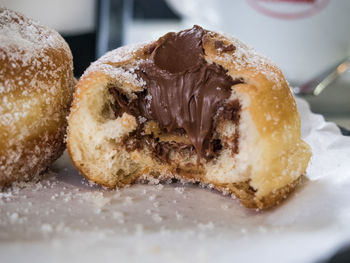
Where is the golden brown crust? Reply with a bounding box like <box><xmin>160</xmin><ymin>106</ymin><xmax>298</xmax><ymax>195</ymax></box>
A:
<box><xmin>168</xmin><ymin>173</ymin><xmax>303</xmax><ymax>210</ymax></box>
<box><xmin>202</xmin><ymin>32</ymin><xmax>311</xmax><ymax>198</ymax></box>
<box><xmin>67</xmin><ymin>27</ymin><xmax>311</xmax><ymax>209</ymax></box>
<box><xmin>0</xmin><ymin>8</ymin><xmax>75</xmax><ymax>185</ymax></box>
<box><xmin>213</xmin><ymin>176</ymin><xmax>304</xmax><ymax>209</ymax></box>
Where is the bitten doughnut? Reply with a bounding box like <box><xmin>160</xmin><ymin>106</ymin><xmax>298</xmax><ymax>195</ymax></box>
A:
<box><xmin>0</xmin><ymin>8</ymin><xmax>75</xmax><ymax>185</ymax></box>
<box><xmin>67</xmin><ymin>26</ymin><xmax>311</xmax><ymax>209</ymax></box>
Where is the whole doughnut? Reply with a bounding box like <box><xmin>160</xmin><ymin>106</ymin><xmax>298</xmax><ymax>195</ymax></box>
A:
<box><xmin>0</xmin><ymin>8</ymin><xmax>75</xmax><ymax>186</ymax></box>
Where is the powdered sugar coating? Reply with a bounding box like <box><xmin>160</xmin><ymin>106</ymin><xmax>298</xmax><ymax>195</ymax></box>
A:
<box><xmin>98</xmin><ymin>43</ymin><xmax>147</xmax><ymax>65</ymax></box>
<box><xmin>0</xmin><ymin>7</ymin><xmax>73</xmax><ymax>93</ymax></box>
<box><xmin>215</xmin><ymin>33</ymin><xmax>283</xmax><ymax>87</ymax></box>
<box><xmin>85</xmin><ymin>63</ymin><xmax>146</xmax><ymax>88</ymax></box>
<box><xmin>0</xmin><ymin>8</ymin><xmax>75</xmax><ymax>185</ymax></box>
<box><xmin>82</xmin><ymin>30</ymin><xmax>282</xmax><ymax>94</ymax></box>
<box><xmin>82</xmin><ymin>43</ymin><xmax>148</xmax><ymax>88</ymax></box>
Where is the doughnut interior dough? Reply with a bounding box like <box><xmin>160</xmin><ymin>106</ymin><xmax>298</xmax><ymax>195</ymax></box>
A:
<box><xmin>0</xmin><ymin>8</ymin><xmax>75</xmax><ymax>185</ymax></box>
<box><xmin>67</xmin><ymin>26</ymin><xmax>311</xmax><ymax>209</ymax></box>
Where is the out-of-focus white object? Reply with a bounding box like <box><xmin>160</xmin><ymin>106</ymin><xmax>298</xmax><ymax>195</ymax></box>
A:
<box><xmin>167</xmin><ymin>0</ymin><xmax>350</xmax><ymax>84</ymax></box>
<box><xmin>0</xmin><ymin>0</ymin><xmax>96</xmax><ymax>35</ymax></box>
<box><xmin>124</xmin><ymin>21</ymin><xmax>184</xmax><ymax>46</ymax></box>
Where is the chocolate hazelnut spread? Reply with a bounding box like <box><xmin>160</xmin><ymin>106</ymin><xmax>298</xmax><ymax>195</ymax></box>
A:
<box><xmin>136</xmin><ymin>25</ymin><xmax>242</xmax><ymax>160</ymax></box>
<box><xmin>110</xmin><ymin>25</ymin><xmax>243</xmax><ymax>163</ymax></box>
<box><xmin>214</xmin><ymin>40</ymin><xmax>236</xmax><ymax>52</ymax></box>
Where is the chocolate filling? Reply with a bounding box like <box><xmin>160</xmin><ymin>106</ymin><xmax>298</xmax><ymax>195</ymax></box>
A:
<box><xmin>110</xmin><ymin>25</ymin><xmax>243</xmax><ymax>163</ymax></box>
<box><xmin>214</xmin><ymin>40</ymin><xmax>236</xmax><ymax>52</ymax></box>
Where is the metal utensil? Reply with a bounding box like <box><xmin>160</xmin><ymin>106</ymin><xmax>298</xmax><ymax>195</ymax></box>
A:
<box><xmin>291</xmin><ymin>57</ymin><xmax>350</xmax><ymax>96</ymax></box>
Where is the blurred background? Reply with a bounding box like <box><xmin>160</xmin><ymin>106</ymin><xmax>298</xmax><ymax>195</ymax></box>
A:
<box><xmin>0</xmin><ymin>0</ymin><xmax>349</xmax><ymax>130</ymax></box>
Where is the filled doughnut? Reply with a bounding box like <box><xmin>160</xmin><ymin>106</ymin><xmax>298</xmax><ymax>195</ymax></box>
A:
<box><xmin>0</xmin><ymin>8</ymin><xmax>75</xmax><ymax>185</ymax></box>
<box><xmin>67</xmin><ymin>25</ymin><xmax>311</xmax><ymax>209</ymax></box>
